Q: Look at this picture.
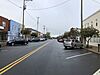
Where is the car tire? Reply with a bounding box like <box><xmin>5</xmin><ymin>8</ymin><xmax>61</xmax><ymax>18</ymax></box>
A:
<box><xmin>0</xmin><ymin>45</ymin><xmax>1</xmax><ymax>48</ymax></box>
<box><xmin>80</xmin><ymin>47</ymin><xmax>83</xmax><ymax>49</ymax></box>
<box><xmin>24</xmin><ymin>42</ymin><xmax>28</xmax><ymax>45</ymax></box>
<box><xmin>74</xmin><ymin>45</ymin><xmax>77</xmax><ymax>48</ymax></box>
<box><xmin>64</xmin><ymin>46</ymin><xmax>68</xmax><ymax>49</ymax></box>
<box><xmin>11</xmin><ymin>43</ymin><xmax>14</xmax><ymax>46</ymax></box>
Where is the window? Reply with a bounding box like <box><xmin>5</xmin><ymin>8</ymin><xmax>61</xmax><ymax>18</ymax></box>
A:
<box><xmin>2</xmin><ymin>21</ymin><xmax>6</xmax><ymax>27</ymax></box>
<box><xmin>96</xmin><ymin>19</ymin><xmax>98</xmax><ymax>21</ymax></box>
<box><xmin>96</xmin><ymin>22</ymin><xmax>98</xmax><ymax>26</ymax></box>
<box><xmin>91</xmin><ymin>21</ymin><xmax>93</xmax><ymax>27</ymax></box>
<box><xmin>87</xmin><ymin>23</ymin><xmax>89</xmax><ymax>27</ymax></box>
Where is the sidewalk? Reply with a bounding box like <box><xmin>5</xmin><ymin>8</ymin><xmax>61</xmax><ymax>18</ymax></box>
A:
<box><xmin>85</xmin><ymin>43</ymin><xmax>100</xmax><ymax>54</ymax></box>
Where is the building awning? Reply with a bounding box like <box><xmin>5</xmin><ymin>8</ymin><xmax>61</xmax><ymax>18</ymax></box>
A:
<box><xmin>0</xmin><ymin>26</ymin><xmax>4</xmax><ymax>30</ymax></box>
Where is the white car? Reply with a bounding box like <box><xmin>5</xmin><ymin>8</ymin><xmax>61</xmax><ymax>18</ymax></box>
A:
<box><xmin>63</xmin><ymin>39</ymin><xmax>83</xmax><ymax>49</ymax></box>
<box><xmin>40</xmin><ymin>38</ymin><xmax>46</xmax><ymax>41</ymax></box>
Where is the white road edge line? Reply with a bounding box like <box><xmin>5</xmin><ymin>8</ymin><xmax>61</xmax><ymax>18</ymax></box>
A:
<box><xmin>93</xmin><ymin>69</ymin><xmax>100</xmax><ymax>75</ymax></box>
<box><xmin>66</xmin><ymin>52</ymin><xmax>92</xmax><ymax>60</ymax></box>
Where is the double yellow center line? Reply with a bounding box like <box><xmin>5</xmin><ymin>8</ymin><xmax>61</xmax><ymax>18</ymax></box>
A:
<box><xmin>0</xmin><ymin>43</ymin><xmax>48</xmax><ymax>75</ymax></box>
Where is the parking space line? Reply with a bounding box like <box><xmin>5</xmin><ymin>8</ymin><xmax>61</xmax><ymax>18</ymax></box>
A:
<box><xmin>66</xmin><ymin>52</ymin><xmax>92</xmax><ymax>60</ymax></box>
<box><xmin>93</xmin><ymin>69</ymin><xmax>100</xmax><ymax>75</ymax></box>
<box><xmin>0</xmin><ymin>50</ymin><xmax>8</xmax><ymax>52</ymax></box>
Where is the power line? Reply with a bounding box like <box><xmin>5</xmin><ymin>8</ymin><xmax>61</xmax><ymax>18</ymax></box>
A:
<box><xmin>7</xmin><ymin>0</ymin><xmax>71</xmax><ymax>10</ymax></box>
<box><xmin>7</xmin><ymin>0</ymin><xmax>22</xmax><ymax>8</ymax></box>
<box><xmin>28</xmin><ymin>0</ymin><xmax>71</xmax><ymax>10</ymax></box>
<box><xmin>25</xmin><ymin>11</ymin><xmax>36</xmax><ymax>21</ymax></box>
<box><xmin>7</xmin><ymin>0</ymin><xmax>36</xmax><ymax>21</ymax></box>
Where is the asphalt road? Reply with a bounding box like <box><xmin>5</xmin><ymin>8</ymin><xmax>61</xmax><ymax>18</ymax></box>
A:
<box><xmin>0</xmin><ymin>40</ymin><xmax>100</xmax><ymax>75</ymax></box>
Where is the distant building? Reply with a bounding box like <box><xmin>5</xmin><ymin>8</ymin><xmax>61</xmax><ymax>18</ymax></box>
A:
<box><xmin>25</xmin><ymin>28</ymin><xmax>44</xmax><ymax>40</ymax></box>
<box><xmin>0</xmin><ymin>16</ymin><xmax>10</xmax><ymax>46</ymax></box>
<box><xmin>83</xmin><ymin>10</ymin><xmax>100</xmax><ymax>45</ymax></box>
<box><xmin>24</xmin><ymin>28</ymin><xmax>36</xmax><ymax>40</ymax></box>
<box><xmin>8</xmin><ymin>20</ymin><xmax>21</xmax><ymax>41</ymax></box>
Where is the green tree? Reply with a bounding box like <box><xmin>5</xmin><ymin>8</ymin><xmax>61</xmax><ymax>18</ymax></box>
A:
<box><xmin>69</xmin><ymin>28</ymin><xmax>80</xmax><ymax>39</ymax></box>
<box><xmin>45</xmin><ymin>32</ymin><xmax>51</xmax><ymax>39</ymax></box>
<box><xmin>81</xmin><ymin>27</ymin><xmax>99</xmax><ymax>47</ymax></box>
<box><xmin>63</xmin><ymin>32</ymin><xmax>70</xmax><ymax>38</ymax></box>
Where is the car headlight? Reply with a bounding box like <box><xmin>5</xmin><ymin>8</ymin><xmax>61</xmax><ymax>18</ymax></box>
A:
<box><xmin>8</xmin><ymin>41</ymin><xmax>12</xmax><ymax>43</ymax></box>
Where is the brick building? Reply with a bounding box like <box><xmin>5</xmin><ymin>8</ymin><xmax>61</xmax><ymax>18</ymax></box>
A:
<box><xmin>0</xmin><ymin>16</ymin><xmax>10</xmax><ymax>46</ymax></box>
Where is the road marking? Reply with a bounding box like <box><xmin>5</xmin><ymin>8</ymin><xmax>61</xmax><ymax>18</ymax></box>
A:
<box><xmin>0</xmin><ymin>50</ymin><xmax>8</xmax><ymax>52</ymax></box>
<box><xmin>93</xmin><ymin>69</ymin><xmax>100</xmax><ymax>75</ymax></box>
<box><xmin>66</xmin><ymin>52</ymin><xmax>92</xmax><ymax>60</ymax></box>
<box><xmin>0</xmin><ymin>43</ymin><xmax>49</xmax><ymax>75</ymax></box>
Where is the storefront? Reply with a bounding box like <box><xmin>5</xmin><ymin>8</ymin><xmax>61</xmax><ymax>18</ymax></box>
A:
<box><xmin>8</xmin><ymin>20</ymin><xmax>21</xmax><ymax>41</ymax></box>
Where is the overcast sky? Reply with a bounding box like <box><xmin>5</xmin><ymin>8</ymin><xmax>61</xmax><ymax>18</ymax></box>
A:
<box><xmin>0</xmin><ymin>0</ymin><xmax>100</xmax><ymax>36</ymax></box>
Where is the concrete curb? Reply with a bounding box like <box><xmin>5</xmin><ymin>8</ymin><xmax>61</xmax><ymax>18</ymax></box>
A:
<box><xmin>85</xmin><ymin>48</ymin><xmax>100</xmax><ymax>54</ymax></box>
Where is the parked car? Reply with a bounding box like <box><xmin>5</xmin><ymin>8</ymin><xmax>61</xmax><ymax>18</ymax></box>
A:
<box><xmin>31</xmin><ymin>37</ymin><xmax>40</xmax><ymax>42</ymax></box>
<box><xmin>40</xmin><ymin>38</ymin><xmax>47</xmax><ymax>41</ymax></box>
<box><xmin>63</xmin><ymin>39</ymin><xmax>83</xmax><ymax>49</ymax></box>
<box><xmin>7</xmin><ymin>38</ymin><xmax>28</xmax><ymax>46</ymax></box>
<box><xmin>57</xmin><ymin>38</ymin><xmax>64</xmax><ymax>43</ymax></box>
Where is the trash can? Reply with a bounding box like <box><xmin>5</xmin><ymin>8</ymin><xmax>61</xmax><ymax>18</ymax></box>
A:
<box><xmin>98</xmin><ymin>44</ymin><xmax>100</xmax><ymax>52</ymax></box>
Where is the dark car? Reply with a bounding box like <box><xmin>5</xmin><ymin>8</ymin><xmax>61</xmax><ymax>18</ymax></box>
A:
<box><xmin>57</xmin><ymin>38</ymin><xmax>64</xmax><ymax>43</ymax></box>
<box><xmin>7</xmin><ymin>38</ymin><xmax>28</xmax><ymax>46</ymax></box>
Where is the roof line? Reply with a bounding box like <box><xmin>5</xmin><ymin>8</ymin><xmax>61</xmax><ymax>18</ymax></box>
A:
<box><xmin>83</xmin><ymin>9</ymin><xmax>100</xmax><ymax>21</ymax></box>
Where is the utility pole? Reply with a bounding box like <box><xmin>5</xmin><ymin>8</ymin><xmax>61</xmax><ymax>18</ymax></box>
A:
<box><xmin>37</xmin><ymin>17</ymin><xmax>40</xmax><ymax>37</ymax></box>
<box><xmin>43</xmin><ymin>25</ymin><xmax>46</xmax><ymax>34</ymax></box>
<box><xmin>81</xmin><ymin>0</ymin><xmax>83</xmax><ymax>43</ymax></box>
<box><xmin>22</xmin><ymin>0</ymin><xmax>26</xmax><ymax>31</ymax></box>
<box><xmin>22</xmin><ymin>0</ymin><xmax>32</xmax><ymax>32</ymax></box>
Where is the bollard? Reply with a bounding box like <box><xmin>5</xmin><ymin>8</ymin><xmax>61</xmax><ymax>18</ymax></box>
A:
<box><xmin>98</xmin><ymin>44</ymin><xmax>100</xmax><ymax>52</ymax></box>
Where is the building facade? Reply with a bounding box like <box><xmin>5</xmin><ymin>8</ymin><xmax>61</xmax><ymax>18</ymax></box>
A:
<box><xmin>8</xmin><ymin>20</ymin><xmax>21</xmax><ymax>41</ymax></box>
<box><xmin>0</xmin><ymin>16</ymin><xmax>10</xmax><ymax>46</ymax></box>
<box><xmin>83</xmin><ymin>10</ymin><xmax>100</xmax><ymax>45</ymax></box>
<box><xmin>83</xmin><ymin>10</ymin><xmax>100</xmax><ymax>29</ymax></box>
